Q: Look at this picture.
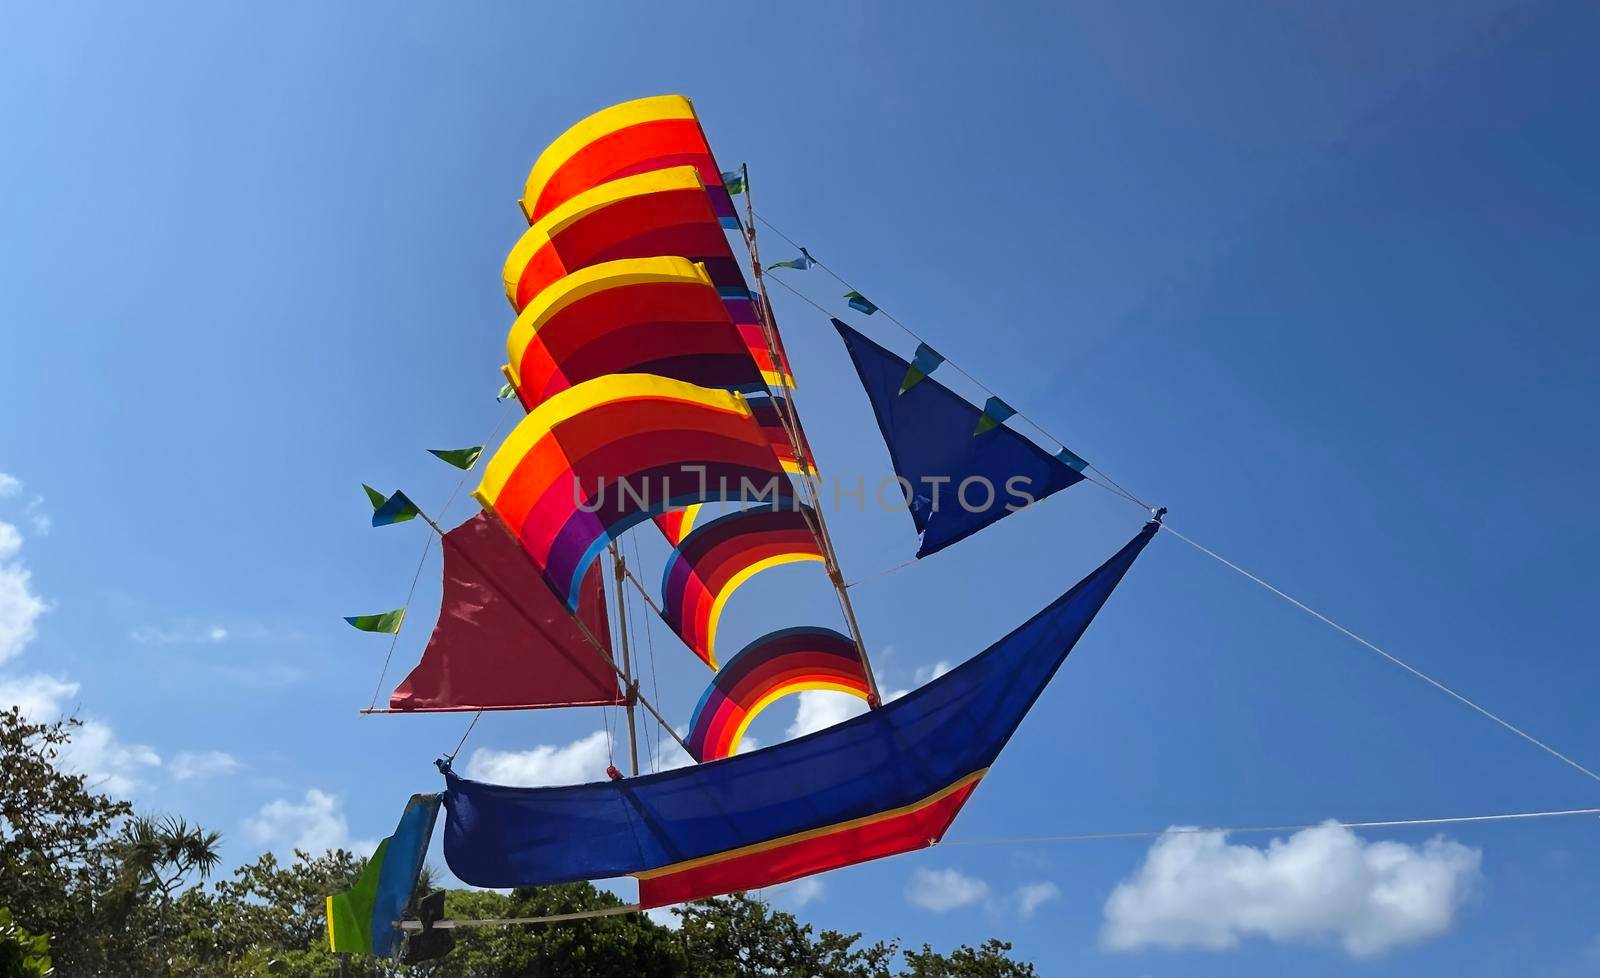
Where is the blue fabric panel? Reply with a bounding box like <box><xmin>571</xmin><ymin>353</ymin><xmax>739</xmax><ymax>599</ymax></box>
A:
<box><xmin>439</xmin><ymin>522</ymin><xmax>1157</xmax><ymax>888</ymax></box>
<box><xmin>368</xmin><ymin>793</ymin><xmax>441</xmax><ymax>956</ymax></box>
<box><xmin>832</xmin><ymin>319</ymin><xmax>1086</xmax><ymax>558</ymax></box>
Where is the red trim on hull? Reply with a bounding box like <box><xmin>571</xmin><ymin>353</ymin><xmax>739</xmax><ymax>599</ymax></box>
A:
<box><xmin>636</xmin><ymin>777</ymin><xmax>982</xmax><ymax>908</ymax></box>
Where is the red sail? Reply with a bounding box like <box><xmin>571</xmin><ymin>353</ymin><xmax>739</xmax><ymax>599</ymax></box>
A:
<box><xmin>390</xmin><ymin>513</ymin><xmax>621</xmax><ymax>711</ymax></box>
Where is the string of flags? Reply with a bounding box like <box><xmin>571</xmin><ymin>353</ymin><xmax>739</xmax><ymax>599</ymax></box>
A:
<box><xmin>347</xmin><ymin>444</ymin><xmax>487</xmax><ymax>633</ymax></box>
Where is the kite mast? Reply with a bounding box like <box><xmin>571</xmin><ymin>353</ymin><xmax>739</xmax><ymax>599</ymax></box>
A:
<box><xmin>607</xmin><ymin>541</ymin><xmax>641</xmax><ymax>775</ymax></box>
<box><xmin>739</xmin><ymin>163</ymin><xmax>882</xmax><ymax>707</ymax></box>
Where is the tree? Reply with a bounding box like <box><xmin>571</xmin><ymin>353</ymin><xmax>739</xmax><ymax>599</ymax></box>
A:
<box><xmin>0</xmin><ymin>908</ymin><xmax>54</xmax><ymax>978</ymax></box>
<box><xmin>0</xmin><ymin>708</ymin><xmax>131</xmax><ymax>976</ymax></box>
<box><xmin>434</xmin><ymin>883</ymin><xmax>685</xmax><ymax>977</ymax></box>
<box><xmin>676</xmin><ymin>893</ymin><xmax>896</xmax><ymax>978</ymax></box>
<box><xmin>901</xmin><ymin>939</ymin><xmax>1038</xmax><ymax>978</ymax></box>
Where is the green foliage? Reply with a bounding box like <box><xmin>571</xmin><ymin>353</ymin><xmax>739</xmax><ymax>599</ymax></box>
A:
<box><xmin>901</xmin><ymin>939</ymin><xmax>1038</xmax><ymax>978</ymax></box>
<box><xmin>676</xmin><ymin>893</ymin><xmax>896</xmax><ymax>978</ymax></box>
<box><xmin>0</xmin><ymin>705</ymin><xmax>1041</xmax><ymax>976</ymax></box>
<box><xmin>0</xmin><ymin>908</ymin><xmax>54</xmax><ymax>978</ymax></box>
<box><xmin>435</xmin><ymin>884</ymin><xmax>685</xmax><ymax>977</ymax></box>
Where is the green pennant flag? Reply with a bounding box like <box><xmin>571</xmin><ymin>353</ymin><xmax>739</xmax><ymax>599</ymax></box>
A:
<box><xmin>428</xmin><ymin>446</ymin><xmax>484</xmax><ymax>470</ymax></box>
<box><xmin>362</xmin><ymin>483</ymin><xmax>386</xmax><ymax>509</ymax></box>
<box><xmin>973</xmin><ymin>396</ymin><xmax>1017</xmax><ymax>436</ymax></box>
<box><xmin>720</xmin><ymin>169</ymin><xmax>746</xmax><ymax>194</ymax></box>
<box><xmin>371</xmin><ymin>490</ymin><xmax>420</xmax><ymax>527</ymax></box>
<box><xmin>345</xmin><ymin>609</ymin><xmax>405</xmax><ymax>634</ymax></box>
<box><xmin>497</xmin><ymin>381</ymin><xmax>516</xmax><ymax>401</ymax></box>
<box><xmin>898</xmin><ymin>342</ymin><xmax>946</xmax><ymax>395</ymax></box>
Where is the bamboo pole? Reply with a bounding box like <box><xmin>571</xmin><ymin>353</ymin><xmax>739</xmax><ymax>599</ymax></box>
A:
<box><xmin>608</xmin><ymin>541</ymin><xmax>641</xmax><ymax>776</ymax></box>
<box><xmin>737</xmin><ymin>163</ymin><xmax>883</xmax><ymax>706</ymax></box>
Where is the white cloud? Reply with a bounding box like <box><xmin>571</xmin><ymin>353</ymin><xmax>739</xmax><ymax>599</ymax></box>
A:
<box><xmin>0</xmin><ymin>672</ymin><xmax>158</xmax><ymax>796</ymax></box>
<box><xmin>914</xmin><ymin>660</ymin><xmax>953</xmax><ymax>685</ymax></box>
<box><xmin>465</xmin><ymin>731</ymin><xmax>613</xmax><ymax>787</ymax></box>
<box><xmin>906</xmin><ymin>868</ymin><xmax>990</xmax><ymax>912</ymax></box>
<box><xmin>170</xmin><ymin>749</ymin><xmax>241</xmax><ymax>782</ymax></box>
<box><xmin>787</xmin><ymin>690</ymin><xmax>870</xmax><ymax>739</ymax></box>
<box><xmin>245</xmin><ymin>788</ymin><xmax>374</xmax><ymax>855</ymax></box>
<box><xmin>770</xmin><ymin>876</ymin><xmax>826</xmax><ymax>908</ymax></box>
<box><xmin>0</xmin><ymin>673</ymin><xmax>79</xmax><ymax>718</ymax></box>
<box><xmin>25</xmin><ymin>498</ymin><xmax>49</xmax><ymax>536</ymax></box>
<box><xmin>0</xmin><ymin>520</ymin><xmax>48</xmax><ymax>664</ymax></box>
<box><xmin>0</xmin><ymin>474</ymin><xmax>19</xmax><ymax>498</ymax></box>
<box><xmin>1016</xmin><ymin>881</ymin><xmax>1060</xmax><ymax>919</ymax></box>
<box><xmin>652</xmin><ymin>732</ymin><xmax>695</xmax><ymax>773</ymax></box>
<box><xmin>129</xmin><ymin>622</ymin><xmax>233</xmax><ymax>646</ymax></box>
<box><xmin>64</xmin><ymin>719</ymin><xmax>162</xmax><ymax>796</ymax></box>
<box><xmin>1101</xmin><ymin>823</ymin><xmax>1481</xmax><ymax>958</ymax></box>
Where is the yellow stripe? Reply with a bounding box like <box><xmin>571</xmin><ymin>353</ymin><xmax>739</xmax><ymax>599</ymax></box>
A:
<box><xmin>502</xmin><ymin>166</ymin><xmax>708</xmax><ymax>306</ymax></box>
<box><xmin>703</xmin><ymin>553</ymin><xmax>826</xmax><ymax>668</ymax></box>
<box><xmin>676</xmin><ymin>502</ymin><xmax>704</xmax><ymax>539</ymax></box>
<box><xmin>634</xmin><ymin>769</ymin><xmax>989</xmax><ymax>881</ymax></box>
<box><xmin>474</xmin><ymin>374</ymin><xmax>754</xmax><ymax>504</ymax></box>
<box><xmin>522</xmin><ymin>95</ymin><xmax>697</xmax><ymax>220</ymax></box>
<box><xmin>324</xmin><ymin>895</ymin><xmax>336</xmax><ymax>950</ymax></box>
<box><xmin>504</xmin><ymin>256</ymin><xmax>714</xmax><ymax>389</ymax></box>
<box><xmin>723</xmin><ymin>680</ymin><xmax>868</xmax><ymax>757</ymax></box>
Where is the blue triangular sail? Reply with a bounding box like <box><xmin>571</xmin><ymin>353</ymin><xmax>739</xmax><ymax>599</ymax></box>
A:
<box><xmin>832</xmin><ymin>319</ymin><xmax>1086</xmax><ymax>558</ymax></box>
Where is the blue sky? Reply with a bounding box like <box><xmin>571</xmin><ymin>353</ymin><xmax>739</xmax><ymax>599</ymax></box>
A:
<box><xmin>3</xmin><ymin>1</ymin><xmax>1599</xmax><ymax>972</ymax></box>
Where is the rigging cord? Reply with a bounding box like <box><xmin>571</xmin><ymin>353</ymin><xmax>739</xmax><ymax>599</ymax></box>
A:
<box><xmin>447</xmin><ymin>709</ymin><xmax>482</xmax><ymax>763</ymax></box>
<box><xmin>631</xmin><ymin>532</ymin><xmax>666</xmax><ymax>772</ymax></box>
<box><xmin>368</xmin><ymin>399</ymin><xmax>519</xmax><ymax>713</ymax></box>
<box><xmin>756</xmin><ymin>217</ymin><xmax>1600</xmax><ymax>790</ymax></box>
<box><xmin>941</xmin><ymin>806</ymin><xmax>1600</xmax><ymax>847</ymax></box>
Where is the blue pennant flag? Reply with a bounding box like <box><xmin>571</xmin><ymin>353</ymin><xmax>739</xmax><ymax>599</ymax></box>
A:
<box><xmin>1055</xmin><ymin>447</ymin><xmax>1089</xmax><ymax>473</ymax></box>
<box><xmin>372</xmin><ymin>489</ymin><xmax>420</xmax><ymax>527</ymax></box>
<box><xmin>768</xmin><ymin>252</ymin><xmax>814</xmax><ymax>271</ymax></box>
<box><xmin>720</xmin><ymin>169</ymin><xmax>746</xmax><ymax>194</ymax></box>
<box><xmin>844</xmin><ymin>290</ymin><xmax>878</xmax><ymax>315</ymax></box>
<box><xmin>899</xmin><ymin>342</ymin><xmax>946</xmax><ymax>395</ymax></box>
<box><xmin>973</xmin><ymin>396</ymin><xmax>1017</xmax><ymax>435</ymax></box>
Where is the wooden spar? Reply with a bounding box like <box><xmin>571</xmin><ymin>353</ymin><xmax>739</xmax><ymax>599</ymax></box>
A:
<box><xmin>398</xmin><ymin>904</ymin><xmax>643</xmax><ymax>929</ymax></box>
<box><xmin>405</xmin><ymin>506</ymin><xmax>694</xmax><ymax>758</ymax></box>
<box><xmin>738</xmin><ymin>163</ymin><xmax>883</xmax><ymax>706</ymax></box>
<box><xmin>608</xmin><ymin>540</ymin><xmax>641</xmax><ymax>776</ymax></box>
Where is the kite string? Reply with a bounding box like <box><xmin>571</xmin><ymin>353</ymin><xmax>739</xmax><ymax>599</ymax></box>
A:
<box><xmin>1156</xmin><ymin>522</ymin><xmax>1600</xmax><ymax>786</ymax></box>
<box><xmin>941</xmin><ymin>806</ymin><xmax>1600</xmax><ymax>847</ymax></box>
<box><xmin>757</xmin><ymin>217</ymin><xmax>1600</xmax><ymax>791</ymax></box>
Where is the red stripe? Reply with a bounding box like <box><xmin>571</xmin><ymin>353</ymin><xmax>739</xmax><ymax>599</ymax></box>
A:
<box><xmin>530</xmin><ymin>119</ymin><xmax>711</xmax><ymax>220</ymax></box>
<box><xmin>637</xmin><ymin>778</ymin><xmax>982</xmax><ymax>908</ymax></box>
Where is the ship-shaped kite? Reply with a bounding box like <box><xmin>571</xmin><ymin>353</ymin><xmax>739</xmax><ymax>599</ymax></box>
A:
<box><xmin>329</xmin><ymin>95</ymin><xmax>1158</xmax><ymax>956</ymax></box>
